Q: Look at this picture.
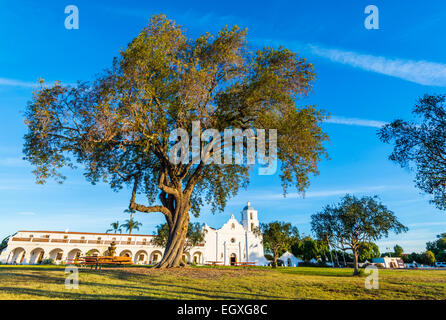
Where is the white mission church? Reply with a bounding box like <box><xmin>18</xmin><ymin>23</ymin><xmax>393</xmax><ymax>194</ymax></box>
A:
<box><xmin>0</xmin><ymin>202</ymin><xmax>268</xmax><ymax>266</ymax></box>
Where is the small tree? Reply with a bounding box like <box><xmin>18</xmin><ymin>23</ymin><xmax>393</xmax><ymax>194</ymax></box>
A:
<box><xmin>292</xmin><ymin>236</ymin><xmax>325</xmax><ymax>262</ymax></box>
<box><xmin>393</xmin><ymin>244</ymin><xmax>404</xmax><ymax>257</ymax></box>
<box><xmin>122</xmin><ymin>218</ymin><xmax>142</xmax><ymax>234</ymax></box>
<box><xmin>258</xmin><ymin>222</ymin><xmax>299</xmax><ymax>268</ymax></box>
<box><xmin>379</xmin><ymin>94</ymin><xmax>446</xmax><ymax>210</ymax></box>
<box><xmin>311</xmin><ymin>195</ymin><xmax>408</xmax><ymax>275</ymax></box>
<box><xmin>106</xmin><ymin>221</ymin><xmax>122</xmax><ymax>234</ymax></box>
<box><xmin>421</xmin><ymin>250</ymin><xmax>436</xmax><ymax>266</ymax></box>
<box><xmin>426</xmin><ymin>232</ymin><xmax>446</xmax><ymax>258</ymax></box>
<box><xmin>358</xmin><ymin>242</ymin><xmax>380</xmax><ymax>262</ymax></box>
<box><xmin>151</xmin><ymin>222</ymin><xmax>206</xmax><ymax>254</ymax></box>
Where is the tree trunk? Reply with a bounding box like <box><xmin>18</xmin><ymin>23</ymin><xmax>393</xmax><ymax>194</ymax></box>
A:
<box><xmin>156</xmin><ymin>207</ymin><xmax>190</xmax><ymax>269</ymax></box>
<box><xmin>353</xmin><ymin>249</ymin><xmax>360</xmax><ymax>276</ymax></box>
<box><xmin>272</xmin><ymin>250</ymin><xmax>278</xmax><ymax>268</ymax></box>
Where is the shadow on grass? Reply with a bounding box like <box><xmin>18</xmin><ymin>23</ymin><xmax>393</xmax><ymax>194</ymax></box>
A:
<box><xmin>0</xmin><ymin>267</ymin><xmax>285</xmax><ymax>300</ymax></box>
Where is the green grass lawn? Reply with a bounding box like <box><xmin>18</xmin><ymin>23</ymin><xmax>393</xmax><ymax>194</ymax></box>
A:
<box><xmin>0</xmin><ymin>265</ymin><xmax>445</xmax><ymax>300</ymax></box>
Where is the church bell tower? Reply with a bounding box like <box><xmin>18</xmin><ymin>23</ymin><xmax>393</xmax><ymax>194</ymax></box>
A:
<box><xmin>241</xmin><ymin>201</ymin><xmax>259</xmax><ymax>232</ymax></box>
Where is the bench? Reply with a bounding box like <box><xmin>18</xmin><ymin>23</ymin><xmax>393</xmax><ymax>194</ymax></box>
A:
<box><xmin>205</xmin><ymin>261</ymin><xmax>225</xmax><ymax>267</ymax></box>
<box><xmin>67</xmin><ymin>256</ymin><xmax>133</xmax><ymax>270</ymax></box>
<box><xmin>234</xmin><ymin>262</ymin><xmax>257</xmax><ymax>267</ymax></box>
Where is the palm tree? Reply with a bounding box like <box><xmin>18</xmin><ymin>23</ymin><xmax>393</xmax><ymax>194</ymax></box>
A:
<box><xmin>106</xmin><ymin>221</ymin><xmax>122</xmax><ymax>234</ymax></box>
<box><xmin>122</xmin><ymin>218</ymin><xmax>142</xmax><ymax>234</ymax></box>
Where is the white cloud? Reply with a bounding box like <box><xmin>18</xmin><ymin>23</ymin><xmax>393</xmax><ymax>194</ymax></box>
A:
<box><xmin>325</xmin><ymin>116</ymin><xmax>387</xmax><ymax>128</ymax></box>
<box><xmin>308</xmin><ymin>44</ymin><xmax>446</xmax><ymax>87</ymax></box>
<box><xmin>0</xmin><ymin>157</ymin><xmax>28</xmax><ymax>167</ymax></box>
<box><xmin>0</xmin><ymin>77</ymin><xmax>37</xmax><ymax>88</ymax></box>
<box><xmin>18</xmin><ymin>211</ymin><xmax>36</xmax><ymax>216</ymax></box>
<box><xmin>245</xmin><ymin>185</ymin><xmax>403</xmax><ymax>201</ymax></box>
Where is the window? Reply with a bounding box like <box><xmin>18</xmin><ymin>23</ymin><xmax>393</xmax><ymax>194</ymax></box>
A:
<box><xmin>81</xmin><ymin>236</ymin><xmax>85</xmax><ymax>240</ymax></box>
<box><xmin>231</xmin><ymin>223</ymin><xmax>235</xmax><ymax>230</ymax></box>
<box><xmin>29</xmin><ymin>235</ymin><xmax>34</xmax><ymax>238</ymax></box>
<box><xmin>251</xmin><ymin>223</ymin><xmax>254</xmax><ymax>231</ymax></box>
<box><xmin>231</xmin><ymin>238</ymin><xmax>236</xmax><ymax>243</ymax></box>
<box><xmin>98</xmin><ymin>237</ymin><xmax>102</xmax><ymax>240</ymax></box>
<box><xmin>56</xmin><ymin>252</ymin><xmax>63</xmax><ymax>260</ymax></box>
<box><xmin>64</xmin><ymin>235</ymin><xmax>68</xmax><ymax>239</ymax></box>
<box><xmin>250</xmin><ymin>213</ymin><xmax>253</xmax><ymax>219</ymax></box>
<box><xmin>44</xmin><ymin>235</ymin><xmax>50</xmax><ymax>238</ymax></box>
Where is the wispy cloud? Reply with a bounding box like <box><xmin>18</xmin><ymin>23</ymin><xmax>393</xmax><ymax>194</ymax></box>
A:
<box><xmin>0</xmin><ymin>157</ymin><xmax>28</xmax><ymax>167</ymax></box>
<box><xmin>0</xmin><ymin>77</ymin><xmax>37</xmax><ymax>88</ymax></box>
<box><xmin>308</xmin><ymin>44</ymin><xmax>446</xmax><ymax>87</ymax></box>
<box><xmin>252</xmin><ymin>37</ymin><xmax>446</xmax><ymax>87</ymax></box>
<box><xmin>325</xmin><ymin>116</ymin><xmax>387</xmax><ymax>128</ymax></box>
<box><xmin>242</xmin><ymin>185</ymin><xmax>404</xmax><ymax>202</ymax></box>
<box><xmin>18</xmin><ymin>211</ymin><xmax>36</xmax><ymax>216</ymax></box>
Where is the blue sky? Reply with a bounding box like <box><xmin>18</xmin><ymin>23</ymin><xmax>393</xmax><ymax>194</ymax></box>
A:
<box><xmin>1</xmin><ymin>0</ymin><xmax>446</xmax><ymax>253</ymax></box>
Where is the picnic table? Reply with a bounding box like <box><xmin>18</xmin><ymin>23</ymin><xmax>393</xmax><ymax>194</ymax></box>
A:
<box><xmin>67</xmin><ymin>256</ymin><xmax>133</xmax><ymax>270</ymax></box>
<box><xmin>234</xmin><ymin>262</ymin><xmax>257</xmax><ymax>267</ymax></box>
<box><xmin>205</xmin><ymin>261</ymin><xmax>225</xmax><ymax>267</ymax></box>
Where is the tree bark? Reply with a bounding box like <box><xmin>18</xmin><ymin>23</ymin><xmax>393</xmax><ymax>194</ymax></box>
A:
<box><xmin>155</xmin><ymin>201</ymin><xmax>190</xmax><ymax>269</ymax></box>
<box><xmin>353</xmin><ymin>249</ymin><xmax>360</xmax><ymax>276</ymax></box>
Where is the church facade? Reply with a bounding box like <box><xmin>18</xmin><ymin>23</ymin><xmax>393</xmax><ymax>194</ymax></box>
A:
<box><xmin>0</xmin><ymin>202</ymin><xmax>268</xmax><ymax>266</ymax></box>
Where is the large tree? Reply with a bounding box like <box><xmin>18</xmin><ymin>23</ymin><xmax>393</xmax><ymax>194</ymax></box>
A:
<box><xmin>311</xmin><ymin>195</ymin><xmax>408</xmax><ymax>275</ymax></box>
<box><xmin>258</xmin><ymin>221</ymin><xmax>299</xmax><ymax>268</ymax></box>
<box><xmin>151</xmin><ymin>222</ymin><xmax>206</xmax><ymax>255</ymax></box>
<box><xmin>379</xmin><ymin>94</ymin><xmax>446</xmax><ymax>210</ymax></box>
<box><xmin>23</xmin><ymin>15</ymin><xmax>328</xmax><ymax>268</ymax></box>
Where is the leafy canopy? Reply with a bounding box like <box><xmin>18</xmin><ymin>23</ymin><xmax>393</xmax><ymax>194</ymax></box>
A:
<box><xmin>379</xmin><ymin>94</ymin><xmax>446</xmax><ymax>210</ymax></box>
<box><xmin>151</xmin><ymin>222</ymin><xmax>206</xmax><ymax>252</ymax></box>
<box><xmin>23</xmin><ymin>14</ymin><xmax>328</xmax><ymax>220</ymax></box>
<box><xmin>311</xmin><ymin>195</ymin><xmax>408</xmax><ymax>252</ymax></box>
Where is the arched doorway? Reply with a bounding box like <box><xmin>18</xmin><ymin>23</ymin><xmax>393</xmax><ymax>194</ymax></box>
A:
<box><xmin>49</xmin><ymin>249</ymin><xmax>64</xmax><ymax>263</ymax></box>
<box><xmin>192</xmin><ymin>252</ymin><xmax>202</xmax><ymax>265</ymax></box>
<box><xmin>150</xmin><ymin>250</ymin><xmax>163</xmax><ymax>264</ymax></box>
<box><xmin>30</xmin><ymin>248</ymin><xmax>45</xmax><ymax>264</ymax></box>
<box><xmin>86</xmin><ymin>249</ymin><xmax>100</xmax><ymax>257</ymax></box>
<box><xmin>135</xmin><ymin>250</ymin><xmax>148</xmax><ymax>264</ymax></box>
<box><xmin>67</xmin><ymin>249</ymin><xmax>82</xmax><ymax>261</ymax></box>
<box><xmin>119</xmin><ymin>250</ymin><xmax>132</xmax><ymax>258</ymax></box>
<box><xmin>230</xmin><ymin>253</ymin><xmax>237</xmax><ymax>266</ymax></box>
<box><xmin>10</xmin><ymin>247</ymin><xmax>26</xmax><ymax>264</ymax></box>
<box><xmin>182</xmin><ymin>252</ymin><xmax>190</xmax><ymax>264</ymax></box>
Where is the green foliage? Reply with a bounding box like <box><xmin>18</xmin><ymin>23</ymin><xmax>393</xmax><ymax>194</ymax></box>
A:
<box><xmin>0</xmin><ymin>234</ymin><xmax>13</xmax><ymax>252</ymax></box>
<box><xmin>121</xmin><ymin>218</ymin><xmax>142</xmax><ymax>234</ymax></box>
<box><xmin>426</xmin><ymin>232</ymin><xmax>446</xmax><ymax>259</ymax></box>
<box><xmin>379</xmin><ymin>94</ymin><xmax>446</xmax><ymax>210</ymax></box>
<box><xmin>311</xmin><ymin>194</ymin><xmax>408</xmax><ymax>274</ymax></box>
<box><xmin>151</xmin><ymin>222</ymin><xmax>206</xmax><ymax>252</ymax></box>
<box><xmin>40</xmin><ymin>259</ymin><xmax>55</xmax><ymax>265</ymax></box>
<box><xmin>291</xmin><ymin>236</ymin><xmax>327</xmax><ymax>262</ymax></box>
<box><xmin>23</xmin><ymin>14</ymin><xmax>328</xmax><ymax>217</ymax></box>
<box><xmin>106</xmin><ymin>221</ymin><xmax>122</xmax><ymax>234</ymax></box>
<box><xmin>358</xmin><ymin>242</ymin><xmax>381</xmax><ymax>262</ymax></box>
<box><xmin>393</xmin><ymin>244</ymin><xmax>403</xmax><ymax>257</ymax></box>
<box><xmin>260</xmin><ymin>221</ymin><xmax>299</xmax><ymax>268</ymax></box>
<box><xmin>421</xmin><ymin>251</ymin><xmax>436</xmax><ymax>266</ymax></box>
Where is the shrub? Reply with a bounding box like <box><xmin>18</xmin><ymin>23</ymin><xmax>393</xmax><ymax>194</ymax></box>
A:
<box><xmin>40</xmin><ymin>258</ymin><xmax>55</xmax><ymax>265</ymax></box>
